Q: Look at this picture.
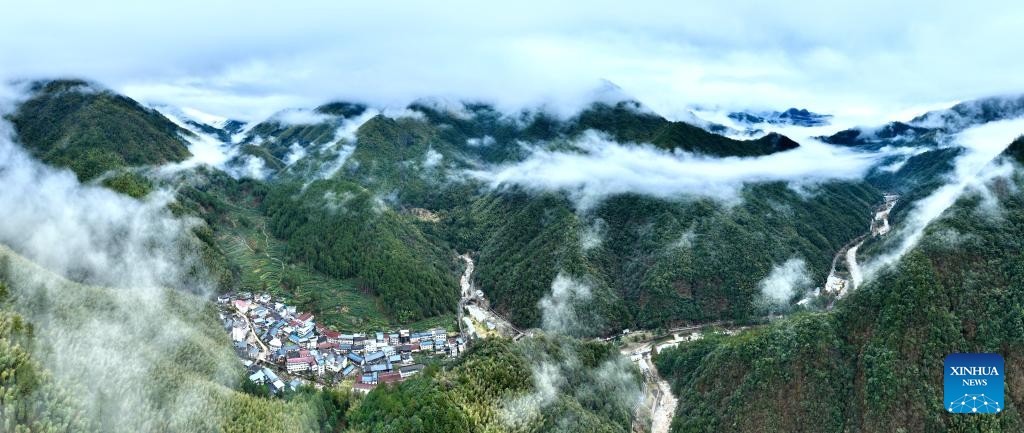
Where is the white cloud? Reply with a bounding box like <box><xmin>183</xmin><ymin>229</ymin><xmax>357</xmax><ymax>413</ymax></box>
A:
<box><xmin>154</xmin><ymin>106</ymin><xmax>236</xmax><ymax>170</ymax></box>
<box><xmin>1</xmin><ymin>1</ymin><xmax>1022</xmax><ymax>123</ymax></box>
<box><xmin>861</xmin><ymin>117</ymin><xmax>1024</xmax><ymax>282</ymax></box>
<box><xmin>759</xmin><ymin>258</ymin><xmax>812</xmax><ymax>305</ymax></box>
<box><xmin>469</xmin><ymin>130</ymin><xmax>920</xmax><ymax>208</ymax></box>
<box><xmin>236</xmin><ymin>155</ymin><xmax>268</xmax><ymax>180</ymax></box>
<box><xmin>271</xmin><ymin>108</ymin><xmax>333</xmax><ymax>125</ymax></box>
<box><xmin>538</xmin><ymin>273</ymin><xmax>593</xmax><ymax>336</ymax></box>
<box><xmin>467</xmin><ymin>135</ymin><xmax>496</xmax><ymax>147</ymax></box>
<box><xmin>284</xmin><ymin>143</ymin><xmax>307</xmax><ymax>165</ymax></box>
<box><xmin>423</xmin><ymin>147</ymin><xmax>443</xmax><ymax>168</ymax></box>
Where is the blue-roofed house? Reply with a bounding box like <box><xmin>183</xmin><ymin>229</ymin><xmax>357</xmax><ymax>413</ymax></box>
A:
<box><xmin>347</xmin><ymin>353</ymin><xmax>364</xmax><ymax>366</ymax></box>
<box><xmin>342</xmin><ymin>365</ymin><xmax>355</xmax><ymax>376</ymax></box>
<box><xmin>364</xmin><ymin>351</ymin><xmax>385</xmax><ymax>364</ymax></box>
<box><xmin>361</xmin><ymin>372</ymin><xmax>378</xmax><ymax>384</ymax></box>
<box><xmin>313</xmin><ymin>352</ymin><xmax>325</xmax><ymax>376</ymax></box>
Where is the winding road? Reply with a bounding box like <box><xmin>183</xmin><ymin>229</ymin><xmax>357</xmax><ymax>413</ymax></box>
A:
<box><xmin>823</xmin><ymin>194</ymin><xmax>898</xmax><ymax>298</ymax></box>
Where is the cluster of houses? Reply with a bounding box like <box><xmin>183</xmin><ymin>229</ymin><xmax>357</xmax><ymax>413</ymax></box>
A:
<box><xmin>218</xmin><ymin>291</ymin><xmax>466</xmax><ymax>395</ymax></box>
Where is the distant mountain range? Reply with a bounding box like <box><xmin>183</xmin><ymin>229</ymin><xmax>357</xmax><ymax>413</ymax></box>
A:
<box><xmin>823</xmin><ymin>95</ymin><xmax>1024</xmax><ymax>147</ymax></box>
<box><xmin>728</xmin><ymin>107</ymin><xmax>833</xmax><ymax>127</ymax></box>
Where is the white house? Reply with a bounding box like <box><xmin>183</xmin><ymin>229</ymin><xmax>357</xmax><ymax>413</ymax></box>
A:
<box><xmin>286</xmin><ymin>357</ymin><xmax>312</xmax><ymax>374</ymax></box>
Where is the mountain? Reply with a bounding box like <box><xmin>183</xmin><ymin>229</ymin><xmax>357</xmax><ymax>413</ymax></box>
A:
<box><xmin>824</xmin><ymin>94</ymin><xmax>1024</xmax><ymax>148</ymax></box>
<box><xmin>350</xmin><ymin>337</ymin><xmax>640</xmax><ymax>433</ymax></box>
<box><xmin>822</xmin><ymin>121</ymin><xmax>937</xmax><ymax>147</ymax></box>
<box><xmin>728</xmin><ymin>107</ymin><xmax>833</xmax><ymax>127</ymax></box>
<box><xmin>7</xmin><ymin>77</ymin><xmax>1024</xmax><ymax>433</ymax></box>
<box><xmin>654</xmin><ymin>138</ymin><xmax>1024</xmax><ymax>432</ymax></box>
<box><xmin>5</xmin><ymin>79</ymin><xmax>192</xmax><ymax>180</ymax></box>
<box><xmin>573</xmin><ymin>101</ymin><xmax>800</xmax><ymax>157</ymax></box>
<box><xmin>458</xmin><ymin>182</ymin><xmax>878</xmax><ymax>332</ymax></box>
<box><xmin>212</xmin><ymin>95</ymin><xmax>869</xmax><ymax>334</ymax></box>
<box><xmin>0</xmin><ymin>244</ymin><xmax>350</xmax><ymax>433</ymax></box>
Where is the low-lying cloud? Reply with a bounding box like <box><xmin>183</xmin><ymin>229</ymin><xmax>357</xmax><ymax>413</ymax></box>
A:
<box><xmin>758</xmin><ymin>258</ymin><xmax>812</xmax><ymax>305</ymax></box>
<box><xmin>470</xmin><ymin>130</ymin><xmax>919</xmax><ymax>207</ymax></box>
<box><xmin>861</xmin><ymin>117</ymin><xmax>1024</xmax><ymax>282</ymax></box>
<box><xmin>0</xmin><ymin>94</ymin><xmax>236</xmax><ymax>431</ymax></box>
<box><xmin>538</xmin><ymin>273</ymin><xmax>594</xmax><ymax>336</ymax></box>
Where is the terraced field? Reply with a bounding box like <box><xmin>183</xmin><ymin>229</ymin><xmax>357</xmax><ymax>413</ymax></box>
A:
<box><xmin>216</xmin><ymin>203</ymin><xmax>389</xmax><ymax>330</ymax></box>
<box><xmin>215</xmin><ymin>202</ymin><xmax>457</xmax><ymax>332</ymax></box>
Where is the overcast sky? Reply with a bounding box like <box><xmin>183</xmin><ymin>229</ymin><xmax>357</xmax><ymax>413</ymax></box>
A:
<box><xmin>2</xmin><ymin>1</ymin><xmax>1022</xmax><ymax>122</ymax></box>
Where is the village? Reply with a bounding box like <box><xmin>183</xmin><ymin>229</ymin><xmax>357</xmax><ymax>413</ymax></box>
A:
<box><xmin>217</xmin><ymin>291</ymin><xmax>465</xmax><ymax>396</ymax></box>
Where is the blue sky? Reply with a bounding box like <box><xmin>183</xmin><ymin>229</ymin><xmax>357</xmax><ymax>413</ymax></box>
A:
<box><xmin>2</xmin><ymin>1</ymin><xmax>1023</xmax><ymax>122</ymax></box>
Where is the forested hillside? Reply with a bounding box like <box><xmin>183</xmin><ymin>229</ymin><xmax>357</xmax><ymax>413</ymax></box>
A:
<box><xmin>198</xmin><ymin>92</ymin><xmax>842</xmax><ymax>332</ymax></box>
<box><xmin>0</xmin><ymin>244</ymin><xmax>352</xmax><ymax>433</ymax></box>
<box><xmin>350</xmin><ymin>337</ymin><xmax>640</xmax><ymax>433</ymax></box>
<box><xmin>654</xmin><ymin>138</ymin><xmax>1024</xmax><ymax>433</ymax></box>
<box><xmin>458</xmin><ymin>181</ymin><xmax>879</xmax><ymax>332</ymax></box>
<box><xmin>264</xmin><ymin>179</ymin><xmax>460</xmax><ymax>322</ymax></box>
<box><xmin>6</xmin><ymin>79</ymin><xmax>192</xmax><ymax>180</ymax></box>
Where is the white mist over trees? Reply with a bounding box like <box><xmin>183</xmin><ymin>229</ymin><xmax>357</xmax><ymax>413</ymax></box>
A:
<box><xmin>0</xmin><ymin>92</ymin><xmax>240</xmax><ymax>432</ymax></box>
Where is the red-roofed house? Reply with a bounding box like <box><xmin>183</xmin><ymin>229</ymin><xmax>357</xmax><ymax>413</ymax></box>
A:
<box><xmin>378</xmin><ymin>372</ymin><xmax>402</xmax><ymax>385</ymax></box>
<box><xmin>233</xmin><ymin>300</ymin><xmax>251</xmax><ymax>314</ymax></box>
<box><xmin>322</xmin><ymin>329</ymin><xmax>341</xmax><ymax>343</ymax></box>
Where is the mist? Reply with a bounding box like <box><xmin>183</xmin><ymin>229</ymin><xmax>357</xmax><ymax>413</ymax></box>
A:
<box><xmin>469</xmin><ymin>130</ymin><xmax>920</xmax><ymax>208</ymax></box>
<box><xmin>860</xmin><ymin>117</ymin><xmax>1024</xmax><ymax>284</ymax></box>
<box><xmin>0</xmin><ymin>94</ymin><xmax>238</xmax><ymax>431</ymax></box>
<box><xmin>499</xmin><ymin>272</ymin><xmax>642</xmax><ymax>429</ymax></box>
<box><xmin>538</xmin><ymin>273</ymin><xmax>595</xmax><ymax>337</ymax></box>
<box><xmin>759</xmin><ymin>258</ymin><xmax>812</xmax><ymax>305</ymax></box>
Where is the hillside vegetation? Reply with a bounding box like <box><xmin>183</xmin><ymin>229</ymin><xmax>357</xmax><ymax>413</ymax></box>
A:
<box><xmin>654</xmin><ymin>142</ymin><xmax>1024</xmax><ymax>433</ymax></box>
<box><xmin>0</xmin><ymin>244</ymin><xmax>352</xmax><ymax>433</ymax></box>
<box><xmin>7</xmin><ymin>79</ymin><xmax>191</xmax><ymax>180</ymax></box>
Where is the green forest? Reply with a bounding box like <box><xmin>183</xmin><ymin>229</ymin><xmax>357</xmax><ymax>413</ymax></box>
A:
<box><xmin>4</xmin><ymin>79</ymin><xmax>1023</xmax><ymax>433</ymax></box>
<box><xmin>6</xmin><ymin>80</ymin><xmax>192</xmax><ymax>180</ymax></box>
<box><xmin>653</xmin><ymin>139</ymin><xmax>1024</xmax><ymax>433</ymax></box>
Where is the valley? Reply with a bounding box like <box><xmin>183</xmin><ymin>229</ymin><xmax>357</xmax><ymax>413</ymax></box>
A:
<box><xmin>1</xmin><ymin>75</ymin><xmax>1023</xmax><ymax>433</ymax></box>
<box><xmin>819</xmin><ymin>193</ymin><xmax>899</xmax><ymax>301</ymax></box>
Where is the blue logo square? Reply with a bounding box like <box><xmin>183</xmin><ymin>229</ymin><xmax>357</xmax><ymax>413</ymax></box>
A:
<box><xmin>945</xmin><ymin>353</ymin><xmax>1004</xmax><ymax>413</ymax></box>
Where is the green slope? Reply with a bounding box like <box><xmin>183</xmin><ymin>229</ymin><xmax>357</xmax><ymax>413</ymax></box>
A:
<box><xmin>264</xmin><ymin>179</ymin><xmax>460</xmax><ymax>323</ymax></box>
<box><xmin>350</xmin><ymin>337</ymin><xmax>640</xmax><ymax>433</ymax></box>
<box><xmin>458</xmin><ymin>181</ymin><xmax>878</xmax><ymax>333</ymax></box>
<box><xmin>654</xmin><ymin>142</ymin><xmax>1024</xmax><ymax>433</ymax></box>
<box><xmin>0</xmin><ymin>244</ymin><xmax>350</xmax><ymax>433</ymax></box>
<box><xmin>571</xmin><ymin>101</ymin><xmax>800</xmax><ymax>156</ymax></box>
<box><xmin>7</xmin><ymin>79</ymin><xmax>192</xmax><ymax>180</ymax></box>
